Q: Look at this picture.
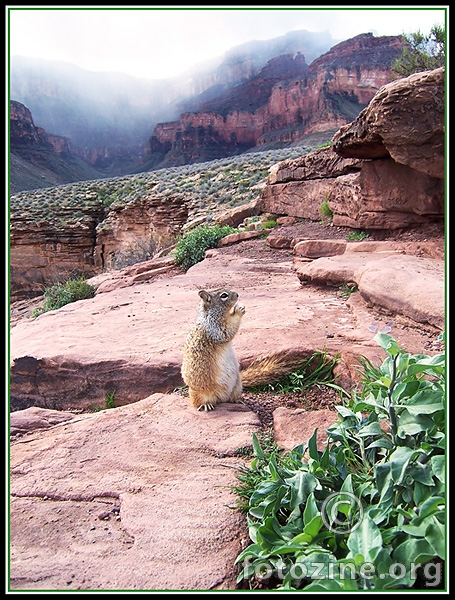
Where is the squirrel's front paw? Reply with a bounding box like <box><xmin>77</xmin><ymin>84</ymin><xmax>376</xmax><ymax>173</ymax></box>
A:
<box><xmin>232</xmin><ymin>302</ymin><xmax>245</xmax><ymax>316</ymax></box>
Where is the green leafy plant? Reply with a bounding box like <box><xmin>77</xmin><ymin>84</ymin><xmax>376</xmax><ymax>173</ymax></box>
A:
<box><xmin>32</xmin><ymin>276</ymin><xmax>96</xmax><ymax>316</ymax></box>
<box><xmin>233</xmin><ymin>334</ymin><xmax>445</xmax><ymax>590</ymax></box>
<box><xmin>346</xmin><ymin>230</ymin><xmax>370</xmax><ymax>241</ymax></box>
<box><xmin>261</xmin><ymin>220</ymin><xmax>278</xmax><ymax>229</ymax></box>
<box><xmin>319</xmin><ymin>195</ymin><xmax>333</xmax><ymax>219</ymax></box>
<box><xmin>338</xmin><ymin>284</ymin><xmax>358</xmax><ymax>299</ymax></box>
<box><xmin>173</xmin><ymin>224</ymin><xmax>236</xmax><ymax>270</ymax></box>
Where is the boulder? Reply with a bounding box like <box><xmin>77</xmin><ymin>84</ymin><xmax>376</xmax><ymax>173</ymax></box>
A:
<box><xmin>295</xmin><ymin>253</ymin><xmax>444</xmax><ymax>330</ymax></box>
<box><xmin>273</xmin><ymin>407</ymin><xmax>338</xmax><ymax>451</ymax></box>
<box><xmin>332</xmin><ymin>67</ymin><xmax>445</xmax><ymax>179</ymax></box>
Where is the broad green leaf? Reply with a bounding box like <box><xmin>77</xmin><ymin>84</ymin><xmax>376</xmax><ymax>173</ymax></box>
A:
<box><xmin>408</xmin><ymin>461</ymin><xmax>434</xmax><ymax>485</ymax></box>
<box><xmin>303</xmin><ymin>492</ymin><xmax>319</xmax><ymax>524</ymax></box>
<box><xmin>340</xmin><ymin>473</ymin><xmax>354</xmax><ymax>495</ymax></box>
<box><xmin>303</xmin><ymin>515</ymin><xmax>323</xmax><ymax>539</ymax></box>
<box><xmin>251</xmin><ymin>432</ymin><xmax>265</xmax><ymax>458</ymax></box>
<box><xmin>397</xmin><ymin>411</ymin><xmax>435</xmax><ymax>437</ymax></box>
<box><xmin>319</xmin><ymin>441</ymin><xmax>330</xmax><ymax>468</ymax></box>
<box><xmin>295</xmin><ymin>550</ymin><xmax>337</xmax><ymax>580</ymax></box>
<box><xmin>418</xmin><ymin>495</ymin><xmax>445</xmax><ymax>520</ymax></box>
<box><xmin>431</xmin><ymin>455</ymin><xmax>445</xmax><ymax>483</ymax></box>
<box><xmin>407</xmin><ymin>355</ymin><xmax>445</xmax><ymax>377</ymax></box>
<box><xmin>374</xmin><ymin>333</ymin><xmax>401</xmax><ymax>356</ymax></box>
<box><xmin>336</xmin><ymin>406</ymin><xmax>358</xmax><ymax>419</ymax></box>
<box><xmin>358</xmin><ymin>421</ymin><xmax>384</xmax><ymax>436</ymax></box>
<box><xmin>375</xmin><ymin>462</ymin><xmax>392</xmax><ymax>497</ymax></box>
<box><xmin>425</xmin><ymin>518</ymin><xmax>445</xmax><ymax>559</ymax></box>
<box><xmin>347</xmin><ymin>514</ymin><xmax>383</xmax><ymax>564</ymax></box>
<box><xmin>405</xmin><ymin>387</ymin><xmax>444</xmax><ymax>404</ymax></box>
<box><xmin>366</xmin><ymin>504</ymin><xmax>392</xmax><ymax>526</ymax></box>
<box><xmin>307</xmin><ymin>429</ymin><xmax>319</xmax><ymax>461</ymax></box>
<box><xmin>413</xmin><ymin>481</ymin><xmax>435</xmax><ymax>506</ymax></box>
<box><xmin>365</xmin><ymin>437</ymin><xmax>394</xmax><ymax>450</ymax></box>
<box><xmin>290</xmin><ymin>531</ymin><xmax>312</xmax><ymax>545</ymax></box>
<box><xmin>392</xmin><ymin>537</ymin><xmax>437</xmax><ymax>567</ymax></box>
<box><xmin>234</xmin><ymin>543</ymin><xmax>262</xmax><ymax>563</ymax></box>
<box><xmin>351</xmin><ymin>400</ymin><xmax>378</xmax><ymax>414</ymax></box>
<box><xmin>284</xmin><ymin>471</ymin><xmax>318</xmax><ymax>510</ymax></box>
<box><xmin>401</xmin><ymin>522</ymin><xmax>429</xmax><ymax>537</ymax></box>
<box><xmin>389</xmin><ymin>446</ymin><xmax>419</xmax><ymax>483</ymax></box>
<box><xmin>267</xmin><ymin>455</ymin><xmax>280</xmax><ymax>480</ymax></box>
<box><xmin>403</xmin><ymin>402</ymin><xmax>444</xmax><ymax>415</ymax></box>
<box><xmin>250</xmin><ymin>480</ymin><xmax>282</xmax><ymax>504</ymax></box>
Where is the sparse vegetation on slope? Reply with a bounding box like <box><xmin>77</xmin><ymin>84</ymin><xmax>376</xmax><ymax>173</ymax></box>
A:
<box><xmin>10</xmin><ymin>143</ymin><xmax>326</xmax><ymax>231</ymax></box>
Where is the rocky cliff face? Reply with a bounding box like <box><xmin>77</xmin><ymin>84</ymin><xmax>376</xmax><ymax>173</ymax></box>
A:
<box><xmin>10</xmin><ymin>100</ymin><xmax>106</xmax><ymax>193</ymax></box>
<box><xmin>147</xmin><ymin>34</ymin><xmax>405</xmax><ymax>167</ymax></box>
<box><xmin>10</xmin><ymin>100</ymin><xmax>70</xmax><ymax>153</ymax></box>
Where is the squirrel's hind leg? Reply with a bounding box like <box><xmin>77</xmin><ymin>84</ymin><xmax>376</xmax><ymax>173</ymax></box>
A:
<box><xmin>230</xmin><ymin>373</ymin><xmax>243</xmax><ymax>403</ymax></box>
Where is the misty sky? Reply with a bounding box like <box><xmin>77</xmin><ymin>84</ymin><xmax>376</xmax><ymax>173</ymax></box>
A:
<box><xmin>7</xmin><ymin>6</ymin><xmax>447</xmax><ymax>80</ymax></box>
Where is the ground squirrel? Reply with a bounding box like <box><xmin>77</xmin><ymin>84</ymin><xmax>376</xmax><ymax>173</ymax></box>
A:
<box><xmin>181</xmin><ymin>288</ymin><xmax>303</xmax><ymax>411</ymax></box>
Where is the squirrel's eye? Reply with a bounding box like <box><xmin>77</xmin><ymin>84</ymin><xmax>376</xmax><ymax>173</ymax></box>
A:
<box><xmin>220</xmin><ymin>292</ymin><xmax>229</xmax><ymax>300</ymax></box>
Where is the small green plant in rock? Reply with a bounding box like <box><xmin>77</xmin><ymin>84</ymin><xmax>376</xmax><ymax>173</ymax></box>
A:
<box><xmin>173</xmin><ymin>224</ymin><xmax>236</xmax><ymax>271</ymax></box>
<box><xmin>319</xmin><ymin>195</ymin><xmax>333</xmax><ymax>219</ymax></box>
<box><xmin>261</xmin><ymin>219</ymin><xmax>278</xmax><ymax>229</ymax></box>
<box><xmin>32</xmin><ymin>276</ymin><xmax>96</xmax><ymax>316</ymax></box>
<box><xmin>346</xmin><ymin>230</ymin><xmax>370</xmax><ymax>241</ymax></box>
<box><xmin>105</xmin><ymin>390</ymin><xmax>116</xmax><ymax>409</ymax></box>
<box><xmin>338</xmin><ymin>283</ymin><xmax>358</xmax><ymax>299</ymax></box>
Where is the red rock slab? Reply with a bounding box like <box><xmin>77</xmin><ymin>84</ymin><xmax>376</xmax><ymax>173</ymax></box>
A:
<box><xmin>10</xmin><ymin>393</ymin><xmax>260</xmax><ymax>590</ymax></box>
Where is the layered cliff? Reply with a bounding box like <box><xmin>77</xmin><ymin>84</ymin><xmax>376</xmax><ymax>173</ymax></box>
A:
<box><xmin>10</xmin><ymin>100</ymin><xmax>105</xmax><ymax>193</ymax></box>
<box><xmin>146</xmin><ymin>34</ymin><xmax>405</xmax><ymax>167</ymax></box>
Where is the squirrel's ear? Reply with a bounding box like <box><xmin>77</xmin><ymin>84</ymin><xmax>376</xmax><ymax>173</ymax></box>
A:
<box><xmin>198</xmin><ymin>290</ymin><xmax>212</xmax><ymax>303</ymax></box>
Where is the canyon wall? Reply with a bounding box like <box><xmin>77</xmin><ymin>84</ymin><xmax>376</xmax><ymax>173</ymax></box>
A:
<box><xmin>147</xmin><ymin>34</ymin><xmax>405</xmax><ymax>166</ymax></box>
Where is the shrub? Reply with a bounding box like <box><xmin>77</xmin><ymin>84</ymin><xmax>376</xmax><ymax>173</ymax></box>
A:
<box><xmin>173</xmin><ymin>224</ymin><xmax>236</xmax><ymax>271</ymax></box>
<box><xmin>233</xmin><ymin>333</ymin><xmax>445</xmax><ymax>590</ymax></box>
<box><xmin>32</xmin><ymin>276</ymin><xmax>96</xmax><ymax>316</ymax></box>
<box><xmin>111</xmin><ymin>237</ymin><xmax>157</xmax><ymax>269</ymax></box>
<box><xmin>392</xmin><ymin>24</ymin><xmax>445</xmax><ymax>77</ymax></box>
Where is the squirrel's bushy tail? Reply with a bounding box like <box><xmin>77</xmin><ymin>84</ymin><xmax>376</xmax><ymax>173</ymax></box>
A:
<box><xmin>240</xmin><ymin>349</ymin><xmax>306</xmax><ymax>388</ymax></box>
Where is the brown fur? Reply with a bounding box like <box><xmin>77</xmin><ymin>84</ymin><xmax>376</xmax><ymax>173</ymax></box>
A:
<box><xmin>240</xmin><ymin>349</ymin><xmax>305</xmax><ymax>388</ymax></box>
<box><xmin>182</xmin><ymin>289</ymin><xmax>305</xmax><ymax>410</ymax></box>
